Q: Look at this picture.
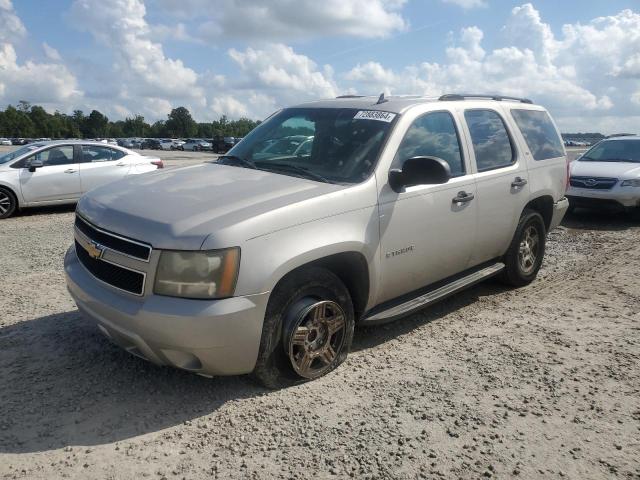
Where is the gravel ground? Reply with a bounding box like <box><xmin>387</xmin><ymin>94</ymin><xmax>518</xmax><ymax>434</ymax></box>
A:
<box><xmin>1</xmin><ymin>148</ymin><xmax>639</xmax><ymax>479</ymax></box>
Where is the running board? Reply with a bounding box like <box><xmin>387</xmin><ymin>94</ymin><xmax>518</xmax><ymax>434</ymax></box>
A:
<box><xmin>362</xmin><ymin>262</ymin><xmax>505</xmax><ymax>324</ymax></box>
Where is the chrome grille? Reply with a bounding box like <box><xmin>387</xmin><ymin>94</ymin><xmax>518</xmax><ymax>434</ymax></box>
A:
<box><xmin>569</xmin><ymin>176</ymin><xmax>618</xmax><ymax>190</ymax></box>
<box><xmin>75</xmin><ymin>241</ymin><xmax>145</xmax><ymax>295</ymax></box>
<box><xmin>75</xmin><ymin>215</ymin><xmax>151</xmax><ymax>261</ymax></box>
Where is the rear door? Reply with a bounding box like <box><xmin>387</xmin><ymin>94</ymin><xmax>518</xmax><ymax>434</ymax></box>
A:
<box><xmin>19</xmin><ymin>145</ymin><xmax>81</xmax><ymax>203</ymax></box>
<box><xmin>79</xmin><ymin>145</ymin><xmax>131</xmax><ymax>193</ymax></box>
<box><xmin>461</xmin><ymin>107</ymin><xmax>530</xmax><ymax>266</ymax></box>
<box><xmin>377</xmin><ymin>110</ymin><xmax>478</xmax><ymax>303</ymax></box>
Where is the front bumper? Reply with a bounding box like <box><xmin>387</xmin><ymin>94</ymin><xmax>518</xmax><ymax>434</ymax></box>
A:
<box><xmin>64</xmin><ymin>246</ymin><xmax>269</xmax><ymax>376</ymax></box>
<box><xmin>549</xmin><ymin>197</ymin><xmax>569</xmax><ymax>231</ymax></box>
<box><xmin>566</xmin><ymin>185</ymin><xmax>640</xmax><ymax>208</ymax></box>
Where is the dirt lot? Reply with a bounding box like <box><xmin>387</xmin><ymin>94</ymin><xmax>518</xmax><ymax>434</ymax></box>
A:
<box><xmin>1</xmin><ymin>148</ymin><xmax>639</xmax><ymax>479</ymax></box>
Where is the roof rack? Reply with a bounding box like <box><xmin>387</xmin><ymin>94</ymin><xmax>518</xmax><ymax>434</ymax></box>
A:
<box><xmin>439</xmin><ymin>93</ymin><xmax>533</xmax><ymax>104</ymax></box>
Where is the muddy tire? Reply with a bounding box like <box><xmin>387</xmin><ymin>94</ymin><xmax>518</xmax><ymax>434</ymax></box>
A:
<box><xmin>500</xmin><ymin>209</ymin><xmax>546</xmax><ymax>287</ymax></box>
<box><xmin>252</xmin><ymin>267</ymin><xmax>354</xmax><ymax>389</ymax></box>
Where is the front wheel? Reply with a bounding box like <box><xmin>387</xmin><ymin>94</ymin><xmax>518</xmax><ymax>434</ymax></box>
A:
<box><xmin>500</xmin><ymin>209</ymin><xmax>546</xmax><ymax>287</ymax></box>
<box><xmin>252</xmin><ymin>267</ymin><xmax>355</xmax><ymax>389</ymax></box>
<box><xmin>0</xmin><ymin>187</ymin><xmax>17</xmax><ymax>219</ymax></box>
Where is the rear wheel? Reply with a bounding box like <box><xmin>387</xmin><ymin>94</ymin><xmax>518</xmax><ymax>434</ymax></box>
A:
<box><xmin>500</xmin><ymin>209</ymin><xmax>546</xmax><ymax>287</ymax></box>
<box><xmin>0</xmin><ymin>187</ymin><xmax>17</xmax><ymax>219</ymax></box>
<box><xmin>252</xmin><ymin>267</ymin><xmax>354</xmax><ymax>389</ymax></box>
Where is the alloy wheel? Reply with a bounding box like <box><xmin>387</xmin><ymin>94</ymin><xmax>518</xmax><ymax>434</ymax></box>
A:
<box><xmin>286</xmin><ymin>300</ymin><xmax>347</xmax><ymax>379</ymax></box>
<box><xmin>518</xmin><ymin>225</ymin><xmax>539</xmax><ymax>274</ymax></box>
<box><xmin>0</xmin><ymin>191</ymin><xmax>12</xmax><ymax>216</ymax></box>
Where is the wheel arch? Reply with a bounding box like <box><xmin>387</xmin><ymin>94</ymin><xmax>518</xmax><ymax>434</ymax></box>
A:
<box><xmin>523</xmin><ymin>195</ymin><xmax>554</xmax><ymax>232</ymax></box>
<box><xmin>269</xmin><ymin>250</ymin><xmax>371</xmax><ymax>320</ymax></box>
<box><xmin>0</xmin><ymin>182</ymin><xmax>21</xmax><ymax>209</ymax></box>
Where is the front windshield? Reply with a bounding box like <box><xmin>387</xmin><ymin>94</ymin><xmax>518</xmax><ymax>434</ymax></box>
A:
<box><xmin>580</xmin><ymin>139</ymin><xmax>640</xmax><ymax>163</ymax></box>
<box><xmin>0</xmin><ymin>144</ymin><xmax>42</xmax><ymax>165</ymax></box>
<box><xmin>221</xmin><ymin>107</ymin><xmax>397</xmax><ymax>184</ymax></box>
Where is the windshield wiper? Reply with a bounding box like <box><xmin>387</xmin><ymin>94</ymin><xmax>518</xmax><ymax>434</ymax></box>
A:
<box><xmin>255</xmin><ymin>161</ymin><xmax>330</xmax><ymax>183</ymax></box>
<box><xmin>218</xmin><ymin>155</ymin><xmax>256</xmax><ymax>169</ymax></box>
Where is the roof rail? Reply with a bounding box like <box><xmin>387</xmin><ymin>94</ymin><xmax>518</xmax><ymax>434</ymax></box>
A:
<box><xmin>438</xmin><ymin>93</ymin><xmax>533</xmax><ymax>104</ymax></box>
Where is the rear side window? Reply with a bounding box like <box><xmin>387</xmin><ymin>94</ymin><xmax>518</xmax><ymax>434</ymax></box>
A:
<box><xmin>464</xmin><ymin>110</ymin><xmax>514</xmax><ymax>171</ymax></box>
<box><xmin>82</xmin><ymin>145</ymin><xmax>126</xmax><ymax>162</ymax></box>
<box><xmin>395</xmin><ymin>111</ymin><xmax>465</xmax><ymax>176</ymax></box>
<box><xmin>511</xmin><ymin>109</ymin><xmax>564</xmax><ymax>161</ymax></box>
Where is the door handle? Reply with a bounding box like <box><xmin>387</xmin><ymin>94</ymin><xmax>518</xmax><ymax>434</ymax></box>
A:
<box><xmin>64</xmin><ymin>169</ymin><xmax>77</xmax><ymax>174</ymax></box>
<box><xmin>452</xmin><ymin>191</ymin><xmax>475</xmax><ymax>204</ymax></box>
<box><xmin>511</xmin><ymin>176</ymin><xmax>528</xmax><ymax>187</ymax></box>
<box><xmin>116</xmin><ymin>162</ymin><xmax>127</xmax><ymax>167</ymax></box>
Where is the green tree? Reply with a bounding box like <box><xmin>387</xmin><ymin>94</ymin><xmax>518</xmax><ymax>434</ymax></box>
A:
<box><xmin>165</xmin><ymin>107</ymin><xmax>197</xmax><ymax>138</ymax></box>
<box><xmin>123</xmin><ymin>115</ymin><xmax>148</xmax><ymax>137</ymax></box>
<box><xmin>84</xmin><ymin>110</ymin><xmax>109</xmax><ymax>138</ymax></box>
<box><xmin>0</xmin><ymin>105</ymin><xmax>34</xmax><ymax>137</ymax></box>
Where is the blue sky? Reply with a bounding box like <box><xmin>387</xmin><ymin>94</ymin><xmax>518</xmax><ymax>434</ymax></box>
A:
<box><xmin>1</xmin><ymin>0</ymin><xmax>640</xmax><ymax>133</ymax></box>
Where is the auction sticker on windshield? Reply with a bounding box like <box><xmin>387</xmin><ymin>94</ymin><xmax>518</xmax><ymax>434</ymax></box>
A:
<box><xmin>354</xmin><ymin>110</ymin><xmax>397</xmax><ymax>122</ymax></box>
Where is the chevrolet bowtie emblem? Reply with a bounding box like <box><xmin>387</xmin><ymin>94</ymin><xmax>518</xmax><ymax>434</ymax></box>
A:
<box><xmin>86</xmin><ymin>240</ymin><xmax>105</xmax><ymax>259</ymax></box>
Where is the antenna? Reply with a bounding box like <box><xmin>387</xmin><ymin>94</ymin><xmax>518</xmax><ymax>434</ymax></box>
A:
<box><xmin>376</xmin><ymin>93</ymin><xmax>388</xmax><ymax>104</ymax></box>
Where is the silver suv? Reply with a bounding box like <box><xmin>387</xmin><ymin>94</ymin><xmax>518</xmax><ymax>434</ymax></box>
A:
<box><xmin>64</xmin><ymin>94</ymin><xmax>569</xmax><ymax>388</ymax></box>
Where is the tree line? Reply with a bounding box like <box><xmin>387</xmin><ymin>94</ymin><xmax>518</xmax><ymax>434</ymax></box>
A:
<box><xmin>0</xmin><ymin>101</ymin><xmax>261</xmax><ymax>139</ymax></box>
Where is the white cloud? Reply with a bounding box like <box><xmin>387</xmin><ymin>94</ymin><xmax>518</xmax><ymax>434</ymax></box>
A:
<box><xmin>229</xmin><ymin>43</ymin><xmax>338</xmax><ymax>101</ymax></box>
<box><xmin>0</xmin><ymin>0</ymin><xmax>26</xmax><ymax>42</ymax></box>
<box><xmin>441</xmin><ymin>0</ymin><xmax>487</xmax><ymax>9</ymax></box>
<box><xmin>343</xmin><ymin>4</ymin><xmax>640</xmax><ymax>133</ymax></box>
<box><xmin>156</xmin><ymin>0</ymin><xmax>407</xmax><ymax>41</ymax></box>
<box><xmin>42</xmin><ymin>42</ymin><xmax>62</xmax><ymax>61</ymax></box>
<box><xmin>0</xmin><ymin>1</ymin><xmax>80</xmax><ymax>108</ymax></box>
<box><xmin>69</xmin><ymin>0</ymin><xmax>202</xmax><ymax>102</ymax></box>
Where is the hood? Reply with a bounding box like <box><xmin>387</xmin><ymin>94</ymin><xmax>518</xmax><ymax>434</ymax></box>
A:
<box><xmin>571</xmin><ymin>160</ymin><xmax>640</xmax><ymax>179</ymax></box>
<box><xmin>77</xmin><ymin>163</ymin><xmax>346</xmax><ymax>250</ymax></box>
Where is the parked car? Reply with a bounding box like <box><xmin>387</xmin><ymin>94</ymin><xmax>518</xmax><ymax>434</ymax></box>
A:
<box><xmin>0</xmin><ymin>141</ymin><xmax>163</xmax><ymax>219</ymax></box>
<box><xmin>0</xmin><ymin>138</ymin><xmax>12</xmax><ymax>146</ymax></box>
<box><xmin>181</xmin><ymin>139</ymin><xmax>212</xmax><ymax>151</ymax></box>
<box><xmin>170</xmin><ymin>139</ymin><xmax>185</xmax><ymax>150</ymax></box>
<box><xmin>140</xmin><ymin>138</ymin><xmax>161</xmax><ymax>150</ymax></box>
<box><xmin>64</xmin><ymin>94</ymin><xmax>568</xmax><ymax>387</ymax></box>
<box><xmin>10</xmin><ymin>138</ymin><xmax>27</xmax><ymax>145</ymax></box>
<box><xmin>159</xmin><ymin>139</ymin><xmax>175</xmax><ymax>151</ymax></box>
<box><xmin>211</xmin><ymin>136</ymin><xmax>236</xmax><ymax>154</ymax></box>
<box><xmin>567</xmin><ymin>136</ymin><xmax>640</xmax><ymax>212</ymax></box>
<box><xmin>117</xmin><ymin>138</ymin><xmax>135</xmax><ymax>148</ymax></box>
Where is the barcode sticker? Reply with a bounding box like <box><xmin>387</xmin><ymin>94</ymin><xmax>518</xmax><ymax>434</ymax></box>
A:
<box><xmin>353</xmin><ymin>110</ymin><xmax>396</xmax><ymax>123</ymax></box>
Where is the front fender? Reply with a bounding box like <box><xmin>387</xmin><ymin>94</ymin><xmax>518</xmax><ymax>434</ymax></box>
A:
<box><xmin>234</xmin><ymin>205</ymin><xmax>381</xmax><ymax>306</ymax></box>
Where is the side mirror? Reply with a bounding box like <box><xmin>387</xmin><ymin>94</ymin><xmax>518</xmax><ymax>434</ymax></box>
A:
<box><xmin>28</xmin><ymin>159</ymin><xmax>44</xmax><ymax>173</ymax></box>
<box><xmin>388</xmin><ymin>156</ymin><xmax>451</xmax><ymax>192</ymax></box>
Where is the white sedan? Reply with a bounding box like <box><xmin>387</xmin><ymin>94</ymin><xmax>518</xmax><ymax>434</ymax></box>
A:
<box><xmin>567</xmin><ymin>136</ymin><xmax>640</xmax><ymax>212</ymax></box>
<box><xmin>0</xmin><ymin>141</ymin><xmax>164</xmax><ymax>219</ymax></box>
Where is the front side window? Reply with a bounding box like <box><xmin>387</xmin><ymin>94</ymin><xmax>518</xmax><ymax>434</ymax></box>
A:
<box><xmin>1</xmin><ymin>144</ymin><xmax>41</xmax><ymax>165</ymax></box>
<box><xmin>223</xmin><ymin>108</ymin><xmax>396</xmax><ymax>184</ymax></box>
<box><xmin>394</xmin><ymin>111</ymin><xmax>465</xmax><ymax>177</ymax></box>
<box><xmin>580</xmin><ymin>140</ymin><xmax>640</xmax><ymax>163</ymax></box>
<box><xmin>465</xmin><ymin>110</ymin><xmax>515</xmax><ymax>171</ymax></box>
<box><xmin>27</xmin><ymin>145</ymin><xmax>75</xmax><ymax>167</ymax></box>
<box><xmin>82</xmin><ymin>145</ymin><xmax>125</xmax><ymax>162</ymax></box>
<box><xmin>511</xmin><ymin>109</ymin><xmax>564</xmax><ymax>160</ymax></box>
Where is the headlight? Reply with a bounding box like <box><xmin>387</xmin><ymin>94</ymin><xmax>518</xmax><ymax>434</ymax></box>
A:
<box><xmin>154</xmin><ymin>248</ymin><xmax>240</xmax><ymax>299</ymax></box>
<box><xmin>621</xmin><ymin>179</ymin><xmax>640</xmax><ymax>187</ymax></box>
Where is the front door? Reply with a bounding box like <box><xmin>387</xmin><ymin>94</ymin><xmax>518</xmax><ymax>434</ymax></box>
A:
<box><xmin>19</xmin><ymin>145</ymin><xmax>81</xmax><ymax>203</ymax></box>
<box><xmin>377</xmin><ymin>111</ymin><xmax>478</xmax><ymax>304</ymax></box>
